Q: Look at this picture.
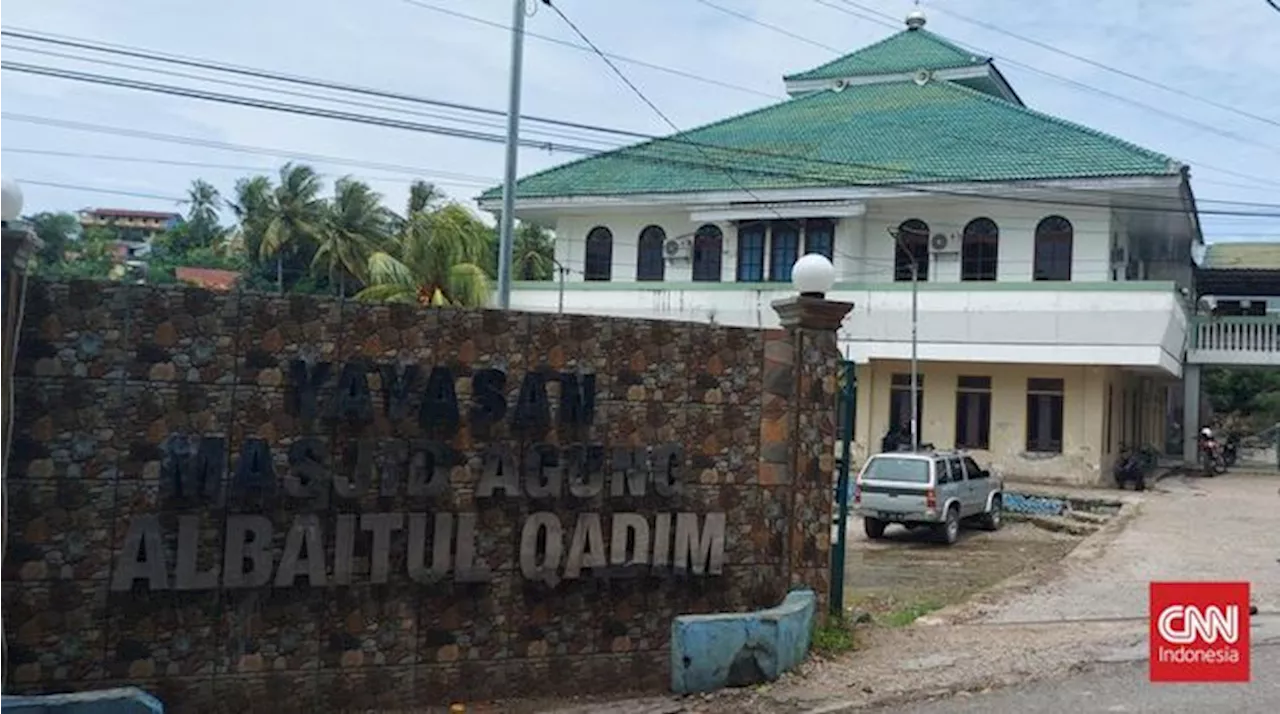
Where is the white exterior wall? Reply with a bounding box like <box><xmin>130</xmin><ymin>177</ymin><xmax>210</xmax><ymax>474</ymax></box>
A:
<box><xmin>516</xmin><ymin>191</ymin><xmax>1187</xmax><ymax>376</ymax></box>
<box><xmin>552</xmin><ymin>195</ymin><xmax>1113</xmax><ymax>284</ymax></box>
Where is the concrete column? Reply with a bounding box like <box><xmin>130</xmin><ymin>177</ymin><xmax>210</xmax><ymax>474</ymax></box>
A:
<box><xmin>1182</xmin><ymin>363</ymin><xmax>1202</xmax><ymax>464</ymax></box>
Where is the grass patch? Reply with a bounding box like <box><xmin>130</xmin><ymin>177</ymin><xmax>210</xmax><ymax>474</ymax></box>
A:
<box><xmin>880</xmin><ymin>600</ymin><xmax>943</xmax><ymax>627</ymax></box>
<box><xmin>811</xmin><ymin>617</ymin><xmax>858</xmax><ymax>656</ymax></box>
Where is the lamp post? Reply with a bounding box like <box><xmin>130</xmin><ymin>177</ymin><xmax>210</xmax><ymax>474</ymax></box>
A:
<box><xmin>887</xmin><ymin>227</ymin><xmax>921</xmax><ymax>451</ymax></box>
<box><xmin>791</xmin><ymin>254</ymin><xmax>853</xmax><ymax>617</ymax></box>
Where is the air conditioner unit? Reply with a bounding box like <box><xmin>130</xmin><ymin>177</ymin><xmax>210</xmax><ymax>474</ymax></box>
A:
<box><xmin>928</xmin><ymin>232</ymin><xmax>958</xmax><ymax>253</ymax></box>
<box><xmin>663</xmin><ymin>237</ymin><xmax>691</xmax><ymax>261</ymax></box>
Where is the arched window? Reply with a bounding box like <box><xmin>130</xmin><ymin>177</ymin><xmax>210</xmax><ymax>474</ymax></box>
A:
<box><xmin>894</xmin><ymin>219</ymin><xmax>930</xmax><ymax>282</ymax></box>
<box><xmin>961</xmin><ymin>217</ymin><xmax>999</xmax><ymax>281</ymax></box>
<box><xmin>692</xmin><ymin>224</ymin><xmax>723</xmax><ymax>282</ymax></box>
<box><xmin>584</xmin><ymin>226</ymin><xmax>613</xmax><ymax>281</ymax></box>
<box><xmin>636</xmin><ymin>225</ymin><xmax>665</xmax><ymax>281</ymax></box>
<box><xmin>1033</xmin><ymin>216</ymin><xmax>1073</xmax><ymax>281</ymax></box>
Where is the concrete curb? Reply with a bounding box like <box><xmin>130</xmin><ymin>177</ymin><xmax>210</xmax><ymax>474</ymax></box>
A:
<box><xmin>670</xmin><ymin>589</ymin><xmax>815</xmax><ymax>695</ymax></box>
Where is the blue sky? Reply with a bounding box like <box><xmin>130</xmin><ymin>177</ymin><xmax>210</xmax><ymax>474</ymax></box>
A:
<box><xmin>2</xmin><ymin>0</ymin><xmax>1278</xmax><ymax>242</ymax></box>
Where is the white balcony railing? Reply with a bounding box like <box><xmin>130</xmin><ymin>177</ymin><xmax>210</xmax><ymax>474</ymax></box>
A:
<box><xmin>1188</xmin><ymin>316</ymin><xmax>1280</xmax><ymax>366</ymax></box>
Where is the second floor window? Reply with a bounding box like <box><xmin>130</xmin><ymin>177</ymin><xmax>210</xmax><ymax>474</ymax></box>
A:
<box><xmin>693</xmin><ymin>224</ymin><xmax>723</xmax><ymax>282</ymax></box>
<box><xmin>769</xmin><ymin>221</ymin><xmax>800</xmax><ymax>282</ymax></box>
<box><xmin>895</xmin><ymin>219</ymin><xmax>930</xmax><ymax>282</ymax></box>
<box><xmin>804</xmin><ymin>219</ymin><xmax>835</xmax><ymax>260</ymax></box>
<box><xmin>961</xmin><ymin>217</ymin><xmax>999</xmax><ymax>281</ymax></box>
<box><xmin>1034</xmin><ymin>215</ymin><xmax>1073</xmax><ymax>281</ymax></box>
<box><xmin>736</xmin><ymin>223</ymin><xmax>766</xmax><ymax>281</ymax></box>
<box><xmin>584</xmin><ymin>226</ymin><xmax>613</xmax><ymax>281</ymax></box>
<box><xmin>636</xmin><ymin>225</ymin><xmax>665</xmax><ymax>281</ymax></box>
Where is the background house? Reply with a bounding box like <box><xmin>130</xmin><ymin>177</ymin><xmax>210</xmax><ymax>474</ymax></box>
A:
<box><xmin>77</xmin><ymin>207</ymin><xmax>182</xmax><ymax>259</ymax></box>
<box><xmin>480</xmin><ymin>13</ymin><xmax>1274</xmax><ymax>485</ymax></box>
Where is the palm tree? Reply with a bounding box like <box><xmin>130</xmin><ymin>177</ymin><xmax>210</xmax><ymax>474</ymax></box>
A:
<box><xmin>513</xmin><ymin>223</ymin><xmax>555</xmax><ymax>280</ymax></box>
<box><xmin>258</xmin><ymin>163</ymin><xmax>326</xmax><ymax>293</ymax></box>
<box><xmin>357</xmin><ymin>202</ymin><xmax>491</xmax><ymax>307</ymax></box>
<box><xmin>314</xmin><ymin>177</ymin><xmax>390</xmax><ymax>295</ymax></box>
<box><xmin>229</xmin><ymin>175</ymin><xmax>273</xmax><ymax>264</ymax></box>
<box><xmin>407</xmin><ymin>180</ymin><xmax>444</xmax><ymax>217</ymax></box>
<box><xmin>179</xmin><ymin>179</ymin><xmax>225</xmax><ymax>252</ymax></box>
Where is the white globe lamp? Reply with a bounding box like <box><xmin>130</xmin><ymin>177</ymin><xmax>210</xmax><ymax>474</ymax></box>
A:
<box><xmin>1</xmin><ymin>178</ymin><xmax>24</xmax><ymax>223</ymax></box>
<box><xmin>792</xmin><ymin>253</ymin><xmax>836</xmax><ymax>298</ymax></box>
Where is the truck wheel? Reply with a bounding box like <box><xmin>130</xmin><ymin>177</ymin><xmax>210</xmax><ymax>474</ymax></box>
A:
<box><xmin>864</xmin><ymin>518</ymin><xmax>887</xmax><ymax>540</ymax></box>
<box><xmin>980</xmin><ymin>497</ymin><xmax>1003</xmax><ymax>531</ymax></box>
<box><xmin>935</xmin><ymin>506</ymin><xmax>961</xmax><ymax>545</ymax></box>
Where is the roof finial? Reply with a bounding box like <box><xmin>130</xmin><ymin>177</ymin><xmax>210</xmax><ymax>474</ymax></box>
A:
<box><xmin>906</xmin><ymin>1</ymin><xmax>926</xmax><ymax>30</ymax></box>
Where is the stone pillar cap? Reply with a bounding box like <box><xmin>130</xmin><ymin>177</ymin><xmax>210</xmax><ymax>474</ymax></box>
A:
<box><xmin>771</xmin><ymin>295</ymin><xmax>853</xmax><ymax>331</ymax></box>
<box><xmin>2</xmin><ymin>225</ymin><xmax>44</xmax><ymax>275</ymax></box>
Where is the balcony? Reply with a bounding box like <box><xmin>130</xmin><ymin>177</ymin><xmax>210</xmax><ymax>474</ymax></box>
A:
<box><xmin>1186</xmin><ymin>316</ymin><xmax>1280</xmax><ymax>366</ymax></box>
<box><xmin>510</xmin><ymin>280</ymin><xmax>1188</xmax><ymax>373</ymax></box>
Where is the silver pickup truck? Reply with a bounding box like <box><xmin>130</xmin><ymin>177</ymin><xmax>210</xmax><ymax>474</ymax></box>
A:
<box><xmin>851</xmin><ymin>451</ymin><xmax>1003</xmax><ymax>545</ymax></box>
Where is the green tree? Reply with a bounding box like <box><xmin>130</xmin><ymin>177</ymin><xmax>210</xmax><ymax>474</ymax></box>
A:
<box><xmin>407</xmin><ymin>180</ymin><xmax>444</xmax><ymax>217</ymax></box>
<box><xmin>229</xmin><ymin>174</ymin><xmax>273</xmax><ymax>261</ymax></box>
<box><xmin>181</xmin><ymin>179</ymin><xmax>224</xmax><ymax>251</ymax></box>
<box><xmin>314</xmin><ymin>177</ymin><xmax>390</xmax><ymax>295</ymax></box>
<box><xmin>358</xmin><ymin>202</ymin><xmax>491</xmax><ymax>306</ymax></box>
<box><xmin>24</xmin><ymin>211</ymin><xmax>81</xmax><ymax>266</ymax></box>
<box><xmin>484</xmin><ymin>221</ymin><xmax>556</xmax><ymax>281</ymax></box>
<box><xmin>256</xmin><ymin>164</ymin><xmax>326</xmax><ymax>292</ymax></box>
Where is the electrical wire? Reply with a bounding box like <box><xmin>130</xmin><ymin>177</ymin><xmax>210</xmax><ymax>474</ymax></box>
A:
<box><xmin>927</xmin><ymin>4</ymin><xmax>1280</xmax><ymax>128</ymax></box>
<box><xmin>6</xmin><ymin>60</ymin><xmax>1280</xmax><ymax>217</ymax></box>
<box><xmin>1</xmin><ymin>112</ymin><xmax>506</xmax><ymax>179</ymax></box>
<box><xmin>6</xmin><ymin>28</ymin><xmax>1280</xmax><ymax>205</ymax></box>
<box><xmin>18</xmin><ymin>179</ymin><xmax>187</xmax><ymax>202</ymax></box>
<box><xmin>394</xmin><ymin>0</ymin><xmax>780</xmax><ymax>99</ymax></box>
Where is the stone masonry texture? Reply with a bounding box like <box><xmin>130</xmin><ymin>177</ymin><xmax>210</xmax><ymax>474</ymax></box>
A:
<box><xmin>2</xmin><ymin>280</ymin><xmax>840</xmax><ymax>710</ymax></box>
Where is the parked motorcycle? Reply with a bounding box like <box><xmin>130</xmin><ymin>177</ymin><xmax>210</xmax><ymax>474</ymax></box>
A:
<box><xmin>1222</xmin><ymin>434</ymin><xmax>1239</xmax><ymax>467</ymax></box>
<box><xmin>1197</xmin><ymin>434</ymin><xmax>1228</xmax><ymax>477</ymax></box>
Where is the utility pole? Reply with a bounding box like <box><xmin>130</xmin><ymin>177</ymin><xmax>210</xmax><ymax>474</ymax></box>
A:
<box><xmin>910</xmin><ymin>258</ymin><xmax>919</xmax><ymax>450</ymax></box>
<box><xmin>496</xmin><ymin>0</ymin><xmax>528</xmax><ymax>309</ymax></box>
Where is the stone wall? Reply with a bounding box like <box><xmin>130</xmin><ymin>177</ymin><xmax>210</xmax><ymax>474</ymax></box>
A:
<box><xmin>2</xmin><ymin>280</ymin><xmax>842</xmax><ymax>710</ymax></box>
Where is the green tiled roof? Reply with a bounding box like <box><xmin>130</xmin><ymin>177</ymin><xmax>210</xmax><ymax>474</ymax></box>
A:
<box><xmin>482</xmin><ymin>79</ymin><xmax>1180</xmax><ymax>201</ymax></box>
<box><xmin>783</xmin><ymin>29</ymin><xmax>988</xmax><ymax>82</ymax></box>
<box><xmin>1203</xmin><ymin>242</ymin><xmax>1280</xmax><ymax>270</ymax></box>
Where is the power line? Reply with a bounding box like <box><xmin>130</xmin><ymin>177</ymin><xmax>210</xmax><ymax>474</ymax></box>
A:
<box><xmin>693</xmin><ymin>0</ymin><xmax>843</xmax><ymax>53</ymax></box>
<box><xmin>0</xmin><ymin>112</ymin><xmax>502</xmax><ymax>179</ymax></box>
<box><xmin>8</xmin><ymin>25</ymin><xmax>1280</xmax><ymax>200</ymax></box>
<box><xmin>7</xmin><ymin>61</ymin><xmax>1280</xmax><ymax>218</ymax></box>
<box><xmin>393</xmin><ymin>0</ymin><xmax>780</xmax><ymax>99</ymax></box>
<box><xmin>0</xmin><ymin>60</ymin><xmax>593</xmax><ymax>154</ymax></box>
<box><xmin>0</xmin><ymin>147</ymin><xmax>499</xmax><ymax>187</ymax></box>
<box><xmin>824</xmin><ymin>1</ymin><xmax>1280</xmax><ymax>155</ymax></box>
<box><xmin>1266</xmin><ymin>0</ymin><xmax>1280</xmax><ymax>15</ymax></box>
<box><xmin>18</xmin><ymin>179</ymin><xmax>186</xmax><ymax>203</ymax></box>
<box><xmin>928</xmin><ymin>4</ymin><xmax>1280</xmax><ymax>129</ymax></box>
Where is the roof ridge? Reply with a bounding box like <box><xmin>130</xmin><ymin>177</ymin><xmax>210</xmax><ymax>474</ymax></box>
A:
<box><xmin>783</xmin><ymin>28</ymin><xmax>987</xmax><ymax>82</ymax></box>
<box><xmin>938</xmin><ymin>79</ymin><xmax>1181</xmax><ymax>169</ymax></box>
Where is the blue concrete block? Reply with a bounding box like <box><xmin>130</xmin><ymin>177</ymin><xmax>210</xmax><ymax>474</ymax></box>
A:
<box><xmin>2</xmin><ymin>687</ymin><xmax>164</xmax><ymax>714</ymax></box>
<box><xmin>1003</xmin><ymin>493</ymin><xmax>1066</xmax><ymax>516</ymax></box>
<box><xmin>670</xmin><ymin>589</ymin><xmax>816</xmax><ymax>694</ymax></box>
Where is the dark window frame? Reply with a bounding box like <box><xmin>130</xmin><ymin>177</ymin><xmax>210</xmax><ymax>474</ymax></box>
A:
<box><xmin>962</xmin><ymin>456</ymin><xmax>985</xmax><ymax>479</ymax></box>
<box><xmin>769</xmin><ymin>220</ymin><xmax>801</xmax><ymax>282</ymax></box>
<box><xmin>1026</xmin><ymin>378</ymin><xmax>1065</xmax><ymax>453</ymax></box>
<box><xmin>1033</xmin><ymin>215</ymin><xmax>1073</xmax><ymax>281</ymax></box>
<box><xmin>960</xmin><ymin>217</ymin><xmax>999</xmax><ymax>281</ymax></box>
<box><xmin>584</xmin><ymin>226</ymin><xmax>613</xmax><ymax>281</ymax></box>
<box><xmin>895</xmin><ymin>219</ymin><xmax>930</xmax><ymax>282</ymax></box>
<box><xmin>804</xmin><ymin>219</ymin><xmax>835</xmax><ymax>260</ymax></box>
<box><xmin>736</xmin><ymin>222</ymin><xmax>766</xmax><ymax>282</ymax></box>
<box><xmin>955</xmin><ymin>375</ymin><xmax>992</xmax><ymax>450</ymax></box>
<box><xmin>636</xmin><ymin>225</ymin><xmax>666</xmax><ymax>281</ymax></box>
<box><xmin>692</xmin><ymin>224</ymin><xmax>724</xmax><ymax>282</ymax></box>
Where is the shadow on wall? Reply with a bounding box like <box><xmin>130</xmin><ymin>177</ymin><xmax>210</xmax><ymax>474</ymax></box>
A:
<box><xmin>670</xmin><ymin>589</ymin><xmax>816</xmax><ymax>694</ymax></box>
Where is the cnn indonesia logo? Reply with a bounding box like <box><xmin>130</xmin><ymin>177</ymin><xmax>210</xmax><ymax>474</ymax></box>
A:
<box><xmin>1149</xmin><ymin>582</ymin><xmax>1251</xmax><ymax>682</ymax></box>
